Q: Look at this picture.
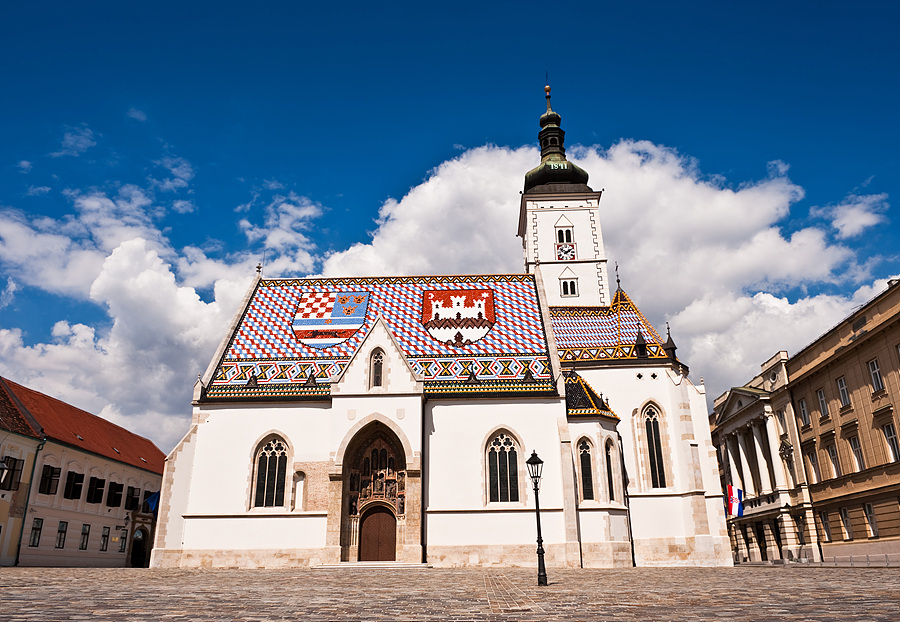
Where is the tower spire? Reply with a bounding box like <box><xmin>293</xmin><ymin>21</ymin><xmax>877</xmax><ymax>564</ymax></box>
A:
<box><xmin>523</xmin><ymin>84</ymin><xmax>592</xmax><ymax>194</ymax></box>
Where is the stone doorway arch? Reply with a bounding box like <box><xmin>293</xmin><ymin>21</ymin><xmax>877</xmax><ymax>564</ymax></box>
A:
<box><xmin>328</xmin><ymin>419</ymin><xmax>421</xmax><ymax>563</ymax></box>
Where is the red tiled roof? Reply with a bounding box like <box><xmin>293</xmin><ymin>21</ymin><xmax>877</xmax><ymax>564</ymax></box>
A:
<box><xmin>0</xmin><ymin>379</ymin><xmax>42</xmax><ymax>439</ymax></box>
<box><xmin>0</xmin><ymin>377</ymin><xmax>164</xmax><ymax>474</ymax></box>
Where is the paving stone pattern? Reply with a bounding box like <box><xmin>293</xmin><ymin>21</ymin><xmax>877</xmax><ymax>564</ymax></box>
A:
<box><xmin>1</xmin><ymin>566</ymin><xmax>899</xmax><ymax>621</ymax></box>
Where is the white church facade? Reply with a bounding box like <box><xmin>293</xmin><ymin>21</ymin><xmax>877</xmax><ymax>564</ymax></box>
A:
<box><xmin>150</xmin><ymin>88</ymin><xmax>731</xmax><ymax>568</ymax></box>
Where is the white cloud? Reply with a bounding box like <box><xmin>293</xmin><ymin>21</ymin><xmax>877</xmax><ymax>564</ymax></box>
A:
<box><xmin>172</xmin><ymin>199</ymin><xmax>196</xmax><ymax>214</ymax></box>
<box><xmin>127</xmin><ymin>108</ymin><xmax>148</xmax><ymax>122</ymax></box>
<box><xmin>262</xmin><ymin>179</ymin><xmax>284</xmax><ymax>190</ymax></box>
<box><xmin>25</xmin><ymin>185</ymin><xmax>51</xmax><ymax>196</ymax></box>
<box><xmin>149</xmin><ymin>156</ymin><xmax>195</xmax><ymax>192</ymax></box>
<box><xmin>17</xmin><ymin>160</ymin><xmax>32</xmax><ymax>173</ymax></box>
<box><xmin>0</xmin><ymin>138</ymin><xmax>894</xmax><ymax>452</ymax></box>
<box><xmin>50</xmin><ymin>126</ymin><xmax>97</xmax><ymax>157</ymax></box>
<box><xmin>0</xmin><ymin>277</ymin><xmax>18</xmax><ymax>309</ymax></box>
<box><xmin>811</xmin><ymin>193</ymin><xmax>889</xmax><ymax>239</ymax></box>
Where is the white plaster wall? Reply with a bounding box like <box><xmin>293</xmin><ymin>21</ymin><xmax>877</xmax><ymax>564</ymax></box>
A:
<box><xmin>184</xmin><ymin>402</ymin><xmax>333</xmax><ymax>515</ymax></box>
<box><xmin>424</xmin><ymin>398</ymin><xmax>568</xmax><ymax>546</ymax></box>
<box><xmin>181</xmin><ymin>515</ymin><xmax>327</xmax><ymax>549</ymax></box>
<box><xmin>578</xmin><ymin>364</ymin><xmax>720</xmax><ymax>541</ymax></box>
<box><xmin>427</xmin><ymin>509</ymin><xmax>563</xmax><ymax>545</ymax></box>
<box><xmin>330</xmin><ymin>395</ymin><xmax>423</xmax><ymax>468</ymax></box>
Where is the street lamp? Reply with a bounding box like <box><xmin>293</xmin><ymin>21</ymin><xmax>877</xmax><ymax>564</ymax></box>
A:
<box><xmin>525</xmin><ymin>450</ymin><xmax>548</xmax><ymax>586</ymax></box>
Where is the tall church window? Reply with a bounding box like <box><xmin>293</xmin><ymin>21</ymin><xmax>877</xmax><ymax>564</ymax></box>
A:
<box><xmin>578</xmin><ymin>439</ymin><xmax>594</xmax><ymax>500</ymax></box>
<box><xmin>605</xmin><ymin>440</ymin><xmax>616</xmax><ymax>502</ymax></box>
<box><xmin>253</xmin><ymin>437</ymin><xmax>288</xmax><ymax>508</ymax></box>
<box><xmin>487</xmin><ymin>432</ymin><xmax>520</xmax><ymax>503</ymax></box>
<box><xmin>371</xmin><ymin>349</ymin><xmax>384</xmax><ymax>388</ymax></box>
<box><xmin>645</xmin><ymin>407</ymin><xmax>667</xmax><ymax>488</ymax></box>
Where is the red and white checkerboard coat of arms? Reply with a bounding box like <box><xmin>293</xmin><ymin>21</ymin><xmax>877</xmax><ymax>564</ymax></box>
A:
<box><xmin>421</xmin><ymin>289</ymin><xmax>495</xmax><ymax>346</ymax></box>
<box><xmin>292</xmin><ymin>291</ymin><xmax>369</xmax><ymax>349</ymax></box>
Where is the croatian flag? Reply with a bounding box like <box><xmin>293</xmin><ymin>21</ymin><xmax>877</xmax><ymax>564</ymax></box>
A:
<box><xmin>726</xmin><ymin>484</ymin><xmax>744</xmax><ymax>517</ymax></box>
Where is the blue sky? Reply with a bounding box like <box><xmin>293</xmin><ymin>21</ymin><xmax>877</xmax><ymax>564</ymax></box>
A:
<box><xmin>1</xmin><ymin>2</ymin><xmax>898</xmax><ymax>450</ymax></box>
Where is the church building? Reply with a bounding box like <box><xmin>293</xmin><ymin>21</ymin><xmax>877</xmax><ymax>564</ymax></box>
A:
<box><xmin>150</xmin><ymin>88</ymin><xmax>731</xmax><ymax>568</ymax></box>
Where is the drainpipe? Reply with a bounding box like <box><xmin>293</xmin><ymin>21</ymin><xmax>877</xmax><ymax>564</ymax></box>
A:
<box><xmin>15</xmin><ymin>438</ymin><xmax>46</xmax><ymax>566</ymax></box>
<box><xmin>617</xmin><ymin>431</ymin><xmax>636</xmax><ymax>567</ymax></box>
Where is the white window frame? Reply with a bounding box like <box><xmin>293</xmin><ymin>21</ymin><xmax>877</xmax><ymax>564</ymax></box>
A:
<box><xmin>849</xmin><ymin>436</ymin><xmax>865</xmax><ymax>472</ymax></box>
<box><xmin>798</xmin><ymin>399</ymin><xmax>810</xmax><ymax>427</ymax></box>
<box><xmin>863</xmin><ymin>502</ymin><xmax>878</xmax><ymax>537</ymax></box>
<box><xmin>882</xmin><ymin>422</ymin><xmax>900</xmax><ymax>462</ymax></box>
<box><xmin>837</xmin><ymin>377</ymin><xmax>851</xmax><ymax>408</ymax></box>
<box><xmin>826</xmin><ymin>444</ymin><xmax>841</xmax><ymax>478</ymax></box>
<box><xmin>816</xmin><ymin>389</ymin><xmax>829</xmax><ymax>418</ymax></box>
<box><xmin>868</xmin><ymin>359</ymin><xmax>885</xmax><ymax>392</ymax></box>
<box><xmin>806</xmin><ymin>448</ymin><xmax>821</xmax><ymax>484</ymax></box>
<box><xmin>839</xmin><ymin>507</ymin><xmax>853</xmax><ymax>540</ymax></box>
<box><xmin>818</xmin><ymin>510</ymin><xmax>832</xmax><ymax>542</ymax></box>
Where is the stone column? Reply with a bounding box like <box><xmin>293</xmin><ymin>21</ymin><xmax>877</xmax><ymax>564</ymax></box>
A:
<box><xmin>751</xmin><ymin>422</ymin><xmax>773</xmax><ymax>494</ymax></box>
<box><xmin>735</xmin><ymin>430</ymin><xmax>757</xmax><ymax>497</ymax></box>
<box><xmin>725</xmin><ymin>436</ymin><xmax>742</xmax><ymax>491</ymax></box>
<box><xmin>764</xmin><ymin>415</ymin><xmax>788</xmax><ymax>489</ymax></box>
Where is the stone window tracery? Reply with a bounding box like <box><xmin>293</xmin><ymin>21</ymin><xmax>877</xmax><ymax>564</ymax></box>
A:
<box><xmin>578</xmin><ymin>439</ymin><xmax>594</xmax><ymax>501</ymax></box>
<box><xmin>487</xmin><ymin>432</ymin><xmax>520</xmax><ymax>503</ymax></box>
<box><xmin>644</xmin><ymin>407</ymin><xmax>667</xmax><ymax>488</ymax></box>
<box><xmin>371</xmin><ymin>349</ymin><xmax>384</xmax><ymax>388</ymax></box>
<box><xmin>605</xmin><ymin>439</ymin><xmax>616</xmax><ymax>502</ymax></box>
<box><xmin>253</xmin><ymin>437</ymin><xmax>288</xmax><ymax>508</ymax></box>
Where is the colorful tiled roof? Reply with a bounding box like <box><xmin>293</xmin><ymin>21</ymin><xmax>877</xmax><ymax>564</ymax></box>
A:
<box><xmin>550</xmin><ymin>289</ymin><xmax>668</xmax><ymax>363</ymax></box>
<box><xmin>0</xmin><ymin>377</ymin><xmax>165</xmax><ymax>474</ymax></box>
<box><xmin>563</xmin><ymin>370</ymin><xmax>618</xmax><ymax>419</ymax></box>
<box><xmin>205</xmin><ymin>275</ymin><xmax>556</xmax><ymax>399</ymax></box>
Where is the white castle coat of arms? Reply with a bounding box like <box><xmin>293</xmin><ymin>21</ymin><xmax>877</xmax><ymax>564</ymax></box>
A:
<box><xmin>421</xmin><ymin>289</ymin><xmax>495</xmax><ymax>346</ymax></box>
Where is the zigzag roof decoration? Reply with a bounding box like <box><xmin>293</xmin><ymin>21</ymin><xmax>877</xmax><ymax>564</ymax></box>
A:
<box><xmin>549</xmin><ymin>288</ymin><xmax>669</xmax><ymax>363</ymax></box>
<box><xmin>204</xmin><ymin>274</ymin><xmax>556</xmax><ymax>400</ymax></box>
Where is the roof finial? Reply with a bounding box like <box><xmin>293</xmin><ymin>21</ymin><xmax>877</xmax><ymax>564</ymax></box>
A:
<box><xmin>545</xmin><ymin>81</ymin><xmax>552</xmax><ymax>113</ymax></box>
<box><xmin>256</xmin><ymin>262</ymin><xmax>262</xmax><ymax>275</ymax></box>
<box><xmin>666</xmin><ymin>322</ymin><xmax>671</xmax><ymax>338</ymax></box>
<box><xmin>615</xmin><ymin>262</ymin><xmax>621</xmax><ymax>290</ymax></box>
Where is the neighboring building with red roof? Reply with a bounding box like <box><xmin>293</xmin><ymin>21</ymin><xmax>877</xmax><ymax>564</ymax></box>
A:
<box><xmin>152</xmin><ymin>88</ymin><xmax>729</xmax><ymax>569</ymax></box>
<box><xmin>0</xmin><ymin>377</ymin><xmax>163</xmax><ymax>567</ymax></box>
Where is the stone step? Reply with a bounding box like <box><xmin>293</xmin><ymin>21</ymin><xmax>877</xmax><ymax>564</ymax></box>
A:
<box><xmin>312</xmin><ymin>561</ymin><xmax>432</xmax><ymax>570</ymax></box>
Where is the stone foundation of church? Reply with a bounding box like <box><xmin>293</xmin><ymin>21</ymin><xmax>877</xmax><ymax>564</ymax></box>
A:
<box><xmin>151</xmin><ymin>547</ymin><xmax>337</xmax><ymax>569</ymax></box>
<box><xmin>632</xmin><ymin>535</ymin><xmax>733</xmax><ymax>567</ymax></box>
<box><xmin>579</xmin><ymin>541</ymin><xmax>634</xmax><ymax>567</ymax></box>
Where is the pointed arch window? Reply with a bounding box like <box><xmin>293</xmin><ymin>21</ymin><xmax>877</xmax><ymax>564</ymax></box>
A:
<box><xmin>578</xmin><ymin>439</ymin><xmax>594</xmax><ymax>501</ymax></box>
<box><xmin>253</xmin><ymin>437</ymin><xmax>288</xmax><ymax>508</ymax></box>
<box><xmin>487</xmin><ymin>432</ymin><xmax>520</xmax><ymax>503</ymax></box>
<box><xmin>371</xmin><ymin>349</ymin><xmax>385</xmax><ymax>388</ymax></box>
<box><xmin>605</xmin><ymin>440</ymin><xmax>616</xmax><ymax>502</ymax></box>
<box><xmin>645</xmin><ymin>407</ymin><xmax>667</xmax><ymax>488</ymax></box>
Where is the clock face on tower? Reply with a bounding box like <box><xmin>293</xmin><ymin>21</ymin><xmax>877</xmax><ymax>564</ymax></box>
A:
<box><xmin>555</xmin><ymin>243</ymin><xmax>575</xmax><ymax>260</ymax></box>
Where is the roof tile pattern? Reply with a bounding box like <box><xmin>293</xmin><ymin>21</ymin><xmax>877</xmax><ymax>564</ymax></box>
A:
<box><xmin>550</xmin><ymin>289</ymin><xmax>667</xmax><ymax>362</ymax></box>
<box><xmin>207</xmin><ymin>275</ymin><xmax>555</xmax><ymax>399</ymax></box>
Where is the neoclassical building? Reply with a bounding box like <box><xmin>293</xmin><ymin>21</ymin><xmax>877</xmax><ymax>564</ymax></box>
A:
<box><xmin>712</xmin><ymin>278</ymin><xmax>900</xmax><ymax>563</ymax></box>
<box><xmin>151</xmin><ymin>88</ymin><xmax>730</xmax><ymax>569</ymax></box>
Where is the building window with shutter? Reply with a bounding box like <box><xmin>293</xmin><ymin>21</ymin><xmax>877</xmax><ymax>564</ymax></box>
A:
<box><xmin>38</xmin><ymin>465</ymin><xmax>61</xmax><ymax>495</ymax></box>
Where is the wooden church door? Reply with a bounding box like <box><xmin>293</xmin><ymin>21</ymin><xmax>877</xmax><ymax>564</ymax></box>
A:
<box><xmin>358</xmin><ymin>506</ymin><xmax>396</xmax><ymax>561</ymax></box>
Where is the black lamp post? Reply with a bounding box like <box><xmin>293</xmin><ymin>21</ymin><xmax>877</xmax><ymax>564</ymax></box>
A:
<box><xmin>525</xmin><ymin>450</ymin><xmax>548</xmax><ymax>586</ymax></box>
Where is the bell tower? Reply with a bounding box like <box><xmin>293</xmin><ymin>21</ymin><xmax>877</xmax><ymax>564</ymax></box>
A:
<box><xmin>517</xmin><ymin>85</ymin><xmax>609</xmax><ymax>306</ymax></box>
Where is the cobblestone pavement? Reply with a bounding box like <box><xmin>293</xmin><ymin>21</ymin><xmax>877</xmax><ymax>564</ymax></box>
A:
<box><xmin>1</xmin><ymin>566</ymin><xmax>899</xmax><ymax>621</ymax></box>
